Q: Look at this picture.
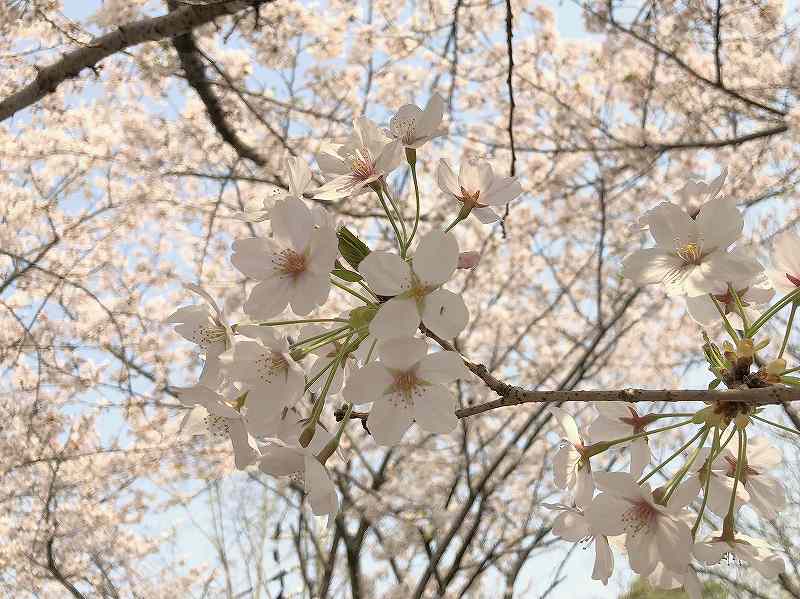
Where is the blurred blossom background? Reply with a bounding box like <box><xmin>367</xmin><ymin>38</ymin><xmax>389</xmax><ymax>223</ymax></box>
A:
<box><xmin>1</xmin><ymin>0</ymin><xmax>800</xmax><ymax>597</ymax></box>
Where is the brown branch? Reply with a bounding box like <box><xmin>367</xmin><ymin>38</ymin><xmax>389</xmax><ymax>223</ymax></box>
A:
<box><xmin>168</xmin><ymin>1</ymin><xmax>266</xmax><ymax>165</ymax></box>
<box><xmin>0</xmin><ymin>0</ymin><xmax>271</xmax><ymax>122</ymax></box>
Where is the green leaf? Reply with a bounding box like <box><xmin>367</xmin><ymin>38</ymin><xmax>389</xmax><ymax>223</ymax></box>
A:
<box><xmin>337</xmin><ymin>226</ymin><xmax>371</xmax><ymax>269</ymax></box>
<box><xmin>332</xmin><ymin>268</ymin><xmax>363</xmax><ymax>283</ymax></box>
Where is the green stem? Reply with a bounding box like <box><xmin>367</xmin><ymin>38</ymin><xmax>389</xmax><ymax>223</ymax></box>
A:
<box><xmin>444</xmin><ymin>213</ymin><xmax>465</xmax><ymax>233</ymax></box>
<box><xmin>382</xmin><ymin>180</ymin><xmax>407</xmax><ymax>241</ymax></box>
<box><xmin>238</xmin><ymin>317</ymin><xmax>349</xmax><ymax>329</ymax></box>
<box><xmin>729</xmin><ymin>286</ymin><xmax>750</xmax><ymax>336</ymax></box>
<box><xmin>587</xmin><ymin>419</ymin><xmax>695</xmax><ymax>456</ymax></box>
<box><xmin>781</xmin><ymin>366</ymin><xmax>800</xmax><ymax>376</ymax></box>
<box><xmin>722</xmin><ymin>427</ymin><xmax>747</xmax><ymax>537</ymax></box>
<box><xmin>374</xmin><ymin>184</ymin><xmax>405</xmax><ymax>250</ymax></box>
<box><xmin>747</xmin><ymin>288</ymin><xmax>800</xmax><ymax>337</ymax></box>
<box><xmin>692</xmin><ymin>426</ymin><xmax>721</xmax><ymax>539</ymax></box>
<box><xmin>638</xmin><ymin>425</ymin><xmax>708</xmax><ymax>485</ymax></box>
<box><xmin>404</xmin><ymin>162</ymin><xmax>422</xmax><ymax>256</ymax></box>
<box><xmin>663</xmin><ymin>426</ymin><xmax>710</xmax><ymax>503</ymax></box>
<box><xmin>291</xmin><ymin>326</ymin><xmax>350</xmax><ymax>351</ymax></box>
<box><xmin>779</xmin><ymin>301</ymin><xmax>798</xmax><ymax>359</ymax></box>
<box><xmin>752</xmin><ymin>414</ymin><xmax>800</xmax><ymax>436</ymax></box>
<box><xmin>711</xmin><ymin>295</ymin><xmax>739</xmax><ymax>342</ymax></box>
<box><xmin>331</xmin><ymin>279</ymin><xmax>376</xmax><ymax>305</ymax></box>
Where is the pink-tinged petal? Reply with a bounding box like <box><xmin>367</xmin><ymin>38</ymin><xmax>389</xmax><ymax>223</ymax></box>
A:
<box><xmin>314</xmin><ymin>174</ymin><xmax>355</xmax><ymax>201</ymax></box>
<box><xmin>271</xmin><ymin>197</ymin><xmax>314</xmax><ymax>251</ymax></box>
<box><xmin>685</xmin><ymin>294</ymin><xmax>721</xmax><ymax>325</ymax></box>
<box><xmin>670</xmin><ymin>476</ymin><xmax>702</xmax><ymax>510</ymax></box>
<box><xmin>228</xmin><ymin>417</ymin><xmax>260</xmax><ymax>470</ymax></box>
<box><xmin>692</xmin><ymin>540</ymin><xmax>726</xmax><ymax>564</ymax></box>
<box><xmin>316</xmin><ymin>144</ymin><xmax>350</xmax><ymax>175</ymax></box>
<box><xmin>304</xmin><ymin>456</ymin><xmax>339</xmax><ymax>517</ymax></box>
<box><xmin>175</xmin><ymin>385</ymin><xmax>221</xmax><ymax>409</ymax></box>
<box><xmin>231</xmin><ymin>237</ymin><xmax>281</xmax><ymax>280</ymax></box>
<box><xmin>627</xmin><ymin>527</ymin><xmax>659</xmax><ymax>576</ymax></box>
<box><xmin>552</xmin><ymin>510</ymin><xmax>590</xmax><ymax>542</ymax></box>
<box><xmin>574</xmin><ymin>467</ymin><xmax>595</xmax><ymax>508</ymax></box>
<box><xmin>696</xmin><ymin>196</ymin><xmax>743</xmax><ymax>250</ymax></box>
<box><xmin>358</xmin><ymin>251</ymin><xmax>412</xmax><ymax>296</ymax></box>
<box><xmin>737</xmin><ymin>543</ymin><xmax>785</xmax><ymax>579</ymax></box>
<box><xmin>286</xmin><ymin>157</ymin><xmax>312</xmax><ymax>198</ymax></box>
<box><xmin>308</xmin><ymin>228</ymin><xmax>339</xmax><ymax>275</ymax></box>
<box><xmin>243</xmin><ymin>279</ymin><xmax>292</xmax><ymax>319</ymax></box>
<box><xmin>699</xmin><ymin>251</ymin><xmax>764</xmax><ymax>292</ymax></box>
<box><xmin>629</xmin><ymin>437</ymin><xmax>650</xmax><ymax>479</ymax></box>
<box><xmin>584</xmin><ymin>493</ymin><xmax>627</xmax><ymax>536</ymax></box>
<box><xmin>593</xmin><ymin>401</ymin><xmax>636</xmax><ymax>421</ymax></box>
<box><xmin>553</xmin><ymin>443</ymin><xmax>580</xmax><ymax>489</ymax></box>
<box><xmin>773</xmin><ymin>231</ymin><xmax>800</xmax><ymax>276</ymax></box>
<box><xmin>421</xmin><ymin>289</ymin><xmax>469</xmax><ymax>340</ymax></box>
<box><xmin>414</xmin><ymin>384</ymin><xmax>458</xmax><ymax>434</ymax></box>
<box><xmin>413</xmin><ymin>230</ymin><xmax>459</xmax><ymax>286</ymax></box>
<box><xmin>482</xmin><ymin>176</ymin><xmax>523</xmax><ymax>207</ymax></box>
<box><xmin>416</xmin><ymin>93</ymin><xmax>445</xmax><ymax>138</ymax></box>
<box><xmin>588</xmin><ymin>416</ymin><xmax>632</xmax><ymax>443</ymax></box>
<box><xmin>621</xmin><ymin>248</ymin><xmax>683</xmax><ymax>286</ymax></box>
<box><xmin>343</xmin><ymin>362</ymin><xmax>393</xmax><ymax>406</ymax></box>
<box><xmin>592</xmin><ymin>535</ymin><xmax>614</xmax><ymax>585</ymax></box>
<box><xmin>645</xmin><ymin>202</ymin><xmax>696</xmax><ymax>248</ymax></box>
<box><xmin>746</xmin><ymin>475</ymin><xmax>786</xmax><ymax>520</ymax></box>
<box><xmin>592</xmin><ymin>471</ymin><xmax>643</xmax><ymax>498</ymax></box>
<box><xmin>376</xmin><ymin>337</ymin><xmax>429</xmax><ymax>370</ymax></box>
<box><xmin>367</xmin><ymin>396</ymin><xmax>414</xmax><ymax>446</ymax></box>
<box><xmin>289</xmin><ymin>273</ymin><xmax>331</xmax><ymax>316</ymax></box>
<box><xmin>375</xmin><ymin>139</ymin><xmax>403</xmax><ymax>175</ymax></box>
<box><xmin>458</xmin><ymin>159</ymin><xmax>489</xmax><ymax>194</ymax></box>
<box><xmin>369</xmin><ymin>297</ymin><xmax>420</xmax><ymax>340</ymax></box>
<box><xmin>417</xmin><ymin>351</ymin><xmax>469</xmax><ymax>384</ymax></box>
<box><xmin>655</xmin><ymin>517</ymin><xmax>692</xmax><ymax>573</ymax></box>
<box><xmin>199</xmin><ymin>355</ymin><xmax>222</xmax><ymax>388</ymax></box>
<box><xmin>471</xmin><ymin>206</ymin><xmax>501</xmax><ymax>224</ymax></box>
<box><xmin>748</xmin><ymin>436</ymin><xmax>782</xmax><ymax>469</ymax></box>
<box><xmin>548</xmin><ymin>406</ymin><xmax>581</xmax><ymax>445</ymax></box>
<box><xmin>260</xmin><ymin>445</ymin><xmax>304</xmax><ymax>477</ymax></box>
<box><xmin>436</xmin><ymin>159</ymin><xmax>461</xmax><ymax>197</ymax></box>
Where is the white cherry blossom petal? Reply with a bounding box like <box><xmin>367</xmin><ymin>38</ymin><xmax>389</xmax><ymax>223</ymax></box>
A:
<box><xmin>421</xmin><ymin>289</ymin><xmax>469</xmax><ymax>340</ymax></box>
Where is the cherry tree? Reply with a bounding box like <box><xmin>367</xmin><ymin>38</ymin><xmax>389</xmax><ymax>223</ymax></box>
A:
<box><xmin>2</xmin><ymin>1</ymin><xmax>800</xmax><ymax>597</ymax></box>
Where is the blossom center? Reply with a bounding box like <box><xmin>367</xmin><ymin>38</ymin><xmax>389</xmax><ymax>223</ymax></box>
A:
<box><xmin>393</xmin><ymin>371</ymin><xmax>419</xmax><ymax>395</ymax></box>
<box><xmin>458</xmin><ymin>186</ymin><xmax>484</xmax><ymax>208</ymax></box>
<box><xmin>621</xmin><ymin>498</ymin><xmax>657</xmax><ymax>536</ymax></box>
<box><xmin>619</xmin><ymin>407</ymin><xmax>650</xmax><ymax>433</ymax></box>
<box><xmin>349</xmin><ymin>148</ymin><xmax>377</xmax><ymax>182</ymax></box>
<box><xmin>193</xmin><ymin>325</ymin><xmax>227</xmax><ymax>348</ymax></box>
<box><xmin>255</xmin><ymin>351</ymin><xmax>290</xmax><ymax>384</ymax></box>
<box><xmin>676</xmin><ymin>242</ymin><xmax>703</xmax><ymax>265</ymax></box>
<box><xmin>714</xmin><ymin>287</ymin><xmax>749</xmax><ymax>309</ymax></box>
<box><xmin>275</xmin><ymin>249</ymin><xmax>307</xmax><ymax>278</ymax></box>
<box><xmin>723</xmin><ymin>455</ymin><xmax>759</xmax><ymax>480</ymax></box>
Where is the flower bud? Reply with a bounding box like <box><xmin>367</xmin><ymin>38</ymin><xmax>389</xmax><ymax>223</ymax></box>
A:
<box><xmin>457</xmin><ymin>251</ymin><xmax>481</xmax><ymax>270</ymax></box>
<box><xmin>766</xmin><ymin>358</ymin><xmax>787</xmax><ymax>376</ymax></box>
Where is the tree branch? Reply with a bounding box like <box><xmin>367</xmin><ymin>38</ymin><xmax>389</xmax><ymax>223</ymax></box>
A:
<box><xmin>0</xmin><ymin>0</ymin><xmax>271</xmax><ymax>122</ymax></box>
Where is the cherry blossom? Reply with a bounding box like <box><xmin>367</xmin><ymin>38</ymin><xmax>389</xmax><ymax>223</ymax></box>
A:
<box><xmin>436</xmin><ymin>157</ymin><xmax>523</xmax><ymax>224</ymax></box>
<box><xmin>623</xmin><ymin>198</ymin><xmax>763</xmax><ymax>297</ymax></box>
<box><xmin>315</xmin><ymin>116</ymin><xmax>403</xmax><ymax>200</ymax></box>
<box><xmin>542</xmin><ymin>503</ymin><xmax>614</xmax><ymax>585</ymax></box>
<box><xmin>231</xmin><ymin>197</ymin><xmax>338</xmax><ymax>318</ymax></box>
<box><xmin>297</xmin><ymin>323</ymin><xmax>353</xmax><ymax>395</ymax></box>
<box><xmin>767</xmin><ymin>231</ymin><xmax>800</xmax><ymax>294</ymax></box>
<box><xmin>693</xmin><ymin>436</ymin><xmax>785</xmax><ymax>520</ymax></box>
<box><xmin>237</xmin><ymin>157</ymin><xmax>313</xmax><ymax>222</ymax></box>
<box><xmin>176</xmin><ymin>384</ymin><xmax>260</xmax><ymax>470</ymax></box>
<box><xmin>386</xmin><ymin>93</ymin><xmax>445</xmax><ymax>149</ymax></box>
<box><xmin>694</xmin><ymin>534</ymin><xmax>785</xmax><ymax>578</ymax></box>
<box><xmin>585</xmin><ymin>472</ymin><xmax>692</xmax><ymax>576</ymax></box>
<box><xmin>357</xmin><ymin>230</ymin><xmax>469</xmax><ymax>340</ymax></box>
<box><xmin>647</xmin><ymin>564</ymin><xmax>703</xmax><ymax>599</ymax></box>
<box><xmin>219</xmin><ymin>325</ymin><xmax>305</xmax><ymax>436</ymax></box>
<box><xmin>166</xmin><ymin>283</ymin><xmax>232</xmax><ymax>386</ymax></box>
<box><xmin>259</xmin><ymin>433</ymin><xmax>339</xmax><ymax>519</ymax></box>
<box><xmin>549</xmin><ymin>406</ymin><xmax>594</xmax><ymax>507</ymax></box>
<box><xmin>685</xmin><ymin>276</ymin><xmax>775</xmax><ymax>328</ymax></box>
<box><xmin>588</xmin><ymin>402</ymin><xmax>652</xmax><ymax>478</ymax></box>
<box><xmin>343</xmin><ymin>337</ymin><xmax>469</xmax><ymax>446</ymax></box>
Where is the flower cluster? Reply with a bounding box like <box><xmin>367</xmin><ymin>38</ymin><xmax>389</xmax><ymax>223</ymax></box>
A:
<box><xmin>540</xmin><ymin>174</ymin><xmax>799</xmax><ymax>594</ymax></box>
<box><xmin>166</xmin><ymin>100</ymin><xmax>799</xmax><ymax>593</ymax></box>
<box><xmin>165</xmin><ymin>95</ymin><xmax>522</xmax><ymax>521</ymax></box>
